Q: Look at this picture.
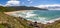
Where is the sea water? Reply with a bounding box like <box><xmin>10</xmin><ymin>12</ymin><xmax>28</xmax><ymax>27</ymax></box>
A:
<box><xmin>11</xmin><ymin>10</ymin><xmax>60</xmax><ymax>24</ymax></box>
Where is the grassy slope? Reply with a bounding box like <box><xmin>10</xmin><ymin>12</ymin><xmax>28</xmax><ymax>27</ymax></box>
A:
<box><xmin>45</xmin><ymin>21</ymin><xmax>60</xmax><ymax>28</ymax></box>
<box><xmin>0</xmin><ymin>12</ymin><xmax>33</xmax><ymax>28</ymax></box>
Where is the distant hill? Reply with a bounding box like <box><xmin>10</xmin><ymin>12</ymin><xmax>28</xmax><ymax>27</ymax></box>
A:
<box><xmin>0</xmin><ymin>6</ymin><xmax>48</xmax><ymax>12</ymax></box>
<box><xmin>6</xmin><ymin>6</ymin><xmax>47</xmax><ymax>10</ymax></box>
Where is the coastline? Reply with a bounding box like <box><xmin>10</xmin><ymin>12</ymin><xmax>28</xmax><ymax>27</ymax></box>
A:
<box><xmin>4</xmin><ymin>10</ymin><xmax>60</xmax><ymax>24</ymax></box>
<box><xmin>4</xmin><ymin>10</ymin><xmax>33</xmax><ymax>15</ymax></box>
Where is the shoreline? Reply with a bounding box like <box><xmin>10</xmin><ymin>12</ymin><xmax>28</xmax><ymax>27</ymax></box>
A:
<box><xmin>25</xmin><ymin>17</ymin><xmax>60</xmax><ymax>24</ymax></box>
<box><xmin>4</xmin><ymin>10</ymin><xmax>60</xmax><ymax>24</ymax></box>
<box><xmin>4</xmin><ymin>10</ymin><xmax>32</xmax><ymax>15</ymax></box>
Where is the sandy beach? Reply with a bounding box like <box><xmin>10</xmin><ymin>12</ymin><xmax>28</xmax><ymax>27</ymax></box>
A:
<box><xmin>4</xmin><ymin>10</ymin><xmax>30</xmax><ymax>15</ymax></box>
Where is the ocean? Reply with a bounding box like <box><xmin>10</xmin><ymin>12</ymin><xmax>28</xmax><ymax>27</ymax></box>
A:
<box><xmin>11</xmin><ymin>10</ymin><xmax>60</xmax><ymax>24</ymax></box>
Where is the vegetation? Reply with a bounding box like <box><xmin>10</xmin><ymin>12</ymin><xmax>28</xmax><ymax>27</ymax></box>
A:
<box><xmin>0</xmin><ymin>6</ymin><xmax>60</xmax><ymax>28</ymax></box>
<box><xmin>44</xmin><ymin>20</ymin><xmax>60</xmax><ymax>28</ymax></box>
<box><xmin>0</xmin><ymin>12</ymin><xmax>34</xmax><ymax>28</ymax></box>
<box><xmin>0</xmin><ymin>24</ymin><xmax>5</xmax><ymax>28</ymax></box>
<box><xmin>0</xmin><ymin>6</ymin><xmax>15</xmax><ymax>12</ymax></box>
<box><xmin>0</xmin><ymin>6</ymin><xmax>47</xmax><ymax>12</ymax></box>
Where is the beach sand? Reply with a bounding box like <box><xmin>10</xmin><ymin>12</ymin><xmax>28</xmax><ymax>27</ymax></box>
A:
<box><xmin>4</xmin><ymin>10</ymin><xmax>31</xmax><ymax>15</ymax></box>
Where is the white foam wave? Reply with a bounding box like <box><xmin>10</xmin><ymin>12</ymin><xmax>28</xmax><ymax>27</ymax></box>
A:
<box><xmin>26</xmin><ymin>12</ymin><xmax>36</xmax><ymax>18</ymax></box>
<box><xmin>10</xmin><ymin>11</ymin><xmax>60</xmax><ymax>24</ymax></box>
<box><xmin>47</xmin><ymin>17</ymin><xmax>60</xmax><ymax>23</ymax></box>
<box><xmin>26</xmin><ymin>17</ymin><xmax>60</xmax><ymax>24</ymax></box>
<box><xmin>12</xmin><ymin>11</ymin><xmax>37</xmax><ymax>18</ymax></box>
<box><xmin>21</xmin><ymin>11</ymin><xmax>36</xmax><ymax>18</ymax></box>
<box><xmin>38</xmin><ymin>17</ymin><xmax>60</xmax><ymax>24</ymax></box>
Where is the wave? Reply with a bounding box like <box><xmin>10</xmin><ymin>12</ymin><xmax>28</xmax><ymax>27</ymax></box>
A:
<box><xmin>10</xmin><ymin>10</ymin><xmax>60</xmax><ymax>24</ymax></box>
<box><xmin>26</xmin><ymin>17</ymin><xmax>60</xmax><ymax>24</ymax></box>
<box><xmin>37</xmin><ymin>17</ymin><xmax>60</xmax><ymax>24</ymax></box>
<box><xmin>11</xmin><ymin>10</ymin><xmax>36</xmax><ymax>18</ymax></box>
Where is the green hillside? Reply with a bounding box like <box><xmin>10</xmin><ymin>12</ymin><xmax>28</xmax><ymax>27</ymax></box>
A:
<box><xmin>0</xmin><ymin>6</ymin><xmax>47</xmax><ymax>12</ymax></box>
<box><xmin>0</xmin><ymin>12</ymin><xmax>34</xmax><ymax>28</ymax></box>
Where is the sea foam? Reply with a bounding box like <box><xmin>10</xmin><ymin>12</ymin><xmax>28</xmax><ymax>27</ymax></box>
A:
<box><xmin>10</xmin><ymin>10</ymin><xmax>60</xmax><ymax>24</ymax></box>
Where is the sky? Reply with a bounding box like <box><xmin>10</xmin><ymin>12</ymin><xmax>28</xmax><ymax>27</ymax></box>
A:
<box><xmin>0</xmin><ymin>0</ymin><xmax>60</xmax><ymax>6</ymax></box>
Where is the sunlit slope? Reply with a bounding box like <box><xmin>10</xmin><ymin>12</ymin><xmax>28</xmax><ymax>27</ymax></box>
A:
<box><xmin>0</xmin><ymin>12</ymin><xmax>33</xmax><ymax>28</ymax></box>
<box><xmin>45</xmin><ymin>21</ymin><xmax>60</xmax><ymax>28</ymax></box>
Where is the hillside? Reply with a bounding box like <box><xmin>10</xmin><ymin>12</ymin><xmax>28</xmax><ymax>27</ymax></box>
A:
<box><xmin>0</xmin><ymin>6</ymin><xmax>48</xmax><ymax>12</ymax></box>
<box><xmin>0</xmin><ymin>12</ymin><xmax>34</xmax><ymax>28</ymax></box>
<box><xmin>6</xmin><ymin>6</ymin><xmax>47</xmax><ymax>10</ymax></box>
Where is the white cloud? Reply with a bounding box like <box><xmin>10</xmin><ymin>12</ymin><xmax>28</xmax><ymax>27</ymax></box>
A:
<box><xmin>10</xmin><ymin>0</ymin><xmax>17</xmax><ymax>1</ymax></box>
<box><xmin>4</xmin><ymin>0</ymin><xmax>20</xmax><ymax>6</ymax></box>
<box><xmin>27</xmin><ymin>0</ymin><xmax>31</xmax><ymax>1</ymax></box>
<box><xmin>35</xmin><ymin>4</ymin><xmax>60</xmax><ymax>8</ymax></box>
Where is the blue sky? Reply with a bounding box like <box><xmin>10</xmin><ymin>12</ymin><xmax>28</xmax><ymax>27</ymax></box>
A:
<box><xmin>0</xmin><ymin>0</ymin><xmax>60</xmax><ymax>6</ymax></box>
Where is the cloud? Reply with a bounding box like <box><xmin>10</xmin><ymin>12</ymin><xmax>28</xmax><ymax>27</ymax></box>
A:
<box><xmin>5</xmin><ymin>0</ymin><xmax>20</xmax><ymax>6</ymax></box>
<box><xmin>10</xmin><ymin>0</ymin><xmax>17</xmax><ymax>1</ymax></box>
<box><xmin>27</xmin><ymin>0</ymin><xmax>31</xmax><ymax>1</ymax></box>
<box><xmin>35</xmin><ymin>4</ymin><xmax>60</xmax><ymax>8</ymax></box>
